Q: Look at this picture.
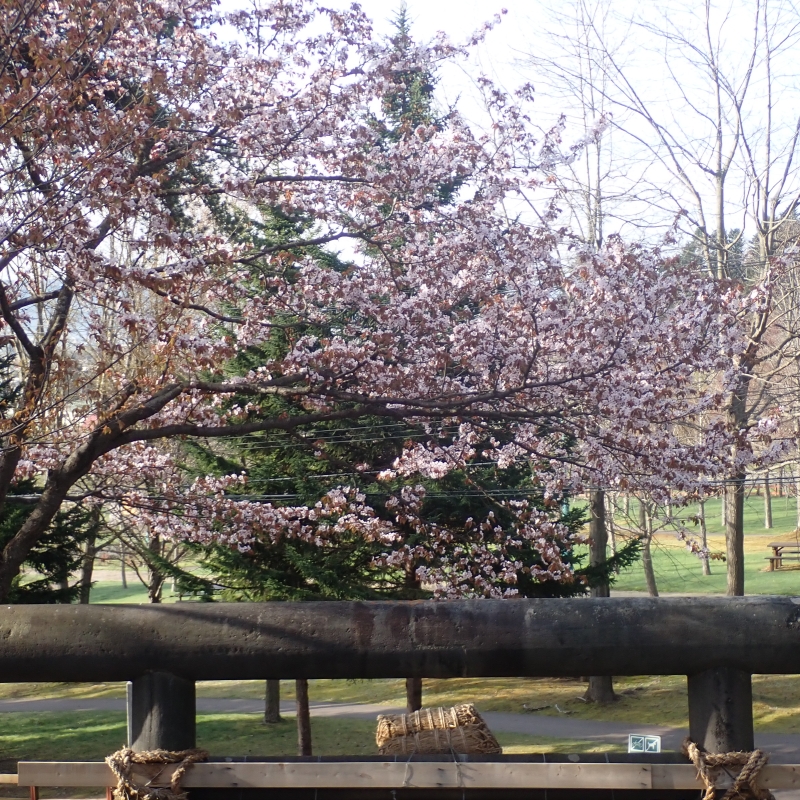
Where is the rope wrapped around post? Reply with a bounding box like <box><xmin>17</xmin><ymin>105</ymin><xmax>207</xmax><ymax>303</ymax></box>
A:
<box><xmin>682</xmin><ymin>738</ymin><xmax>775</xmax><ymax>800</ymax></box>
<box><xmin>106</xmin><ymin>748</ymin><xmax>209</xmax><ymax>800</ymax></box>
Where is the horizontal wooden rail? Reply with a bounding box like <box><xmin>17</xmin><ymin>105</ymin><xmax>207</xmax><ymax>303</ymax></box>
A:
<box><xmin>15</xmin><ymin>762</ymin><xmax>800</xmax><ymax>792</ymax></box>
<box><xmin>2</xmin><ymin>597</ymin><xmax>800</xmax><ymax>680</ymax></box>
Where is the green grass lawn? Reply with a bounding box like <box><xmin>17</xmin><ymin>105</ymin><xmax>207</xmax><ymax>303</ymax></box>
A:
<box><xmin>2</xmin><ymin>674</ymin><xmax>799</xmax><ymax>733</ymax></box>
<box><xmin>608</xmin><ymin>494</ymin><xmax>800</xmax><ymax>595</ymax></box>
<box><xmin>0</xmin><ymin>710</ymin><xmax>616</xmax><ymax>765</ymax></box>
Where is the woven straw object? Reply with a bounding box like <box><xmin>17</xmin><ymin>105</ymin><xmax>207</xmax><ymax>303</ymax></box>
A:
<box><xmin>376</xmin><ymin>704</ymin><xmax>501</xmax><ymax>755</ymax></box>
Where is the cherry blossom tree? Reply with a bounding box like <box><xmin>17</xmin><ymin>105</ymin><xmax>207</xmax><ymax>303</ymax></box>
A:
<box><xmin>524</xmin><ymin>0</ymin><xmax>800</xmax><ymax>594</ymax></box>
<box><xmin>0</xmin><ymin>0</ymin><xmax>751</xmax><ymax>601</ymax></box>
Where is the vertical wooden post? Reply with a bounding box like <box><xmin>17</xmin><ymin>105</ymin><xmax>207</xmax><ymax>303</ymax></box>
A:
<box><xmin>129</xmin><ymin>671</ymin><xmax>196</xmax><ymax>750</ymax></box>
<box><xmin>688</xmin><ymin>667</ymin><xmax>754</xmax><ymax>753</ymax></box>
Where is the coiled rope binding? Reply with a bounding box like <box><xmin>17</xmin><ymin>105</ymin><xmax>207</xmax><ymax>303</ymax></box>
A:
<box><xmin>682</xmin><ymin>738</ymin><xmax>775</xmax><ymax>800</ymax></box>
<box><xmin>105</xmin><ymin>748</ymin><xmax>209</xmax><ymax>800</ymax></box>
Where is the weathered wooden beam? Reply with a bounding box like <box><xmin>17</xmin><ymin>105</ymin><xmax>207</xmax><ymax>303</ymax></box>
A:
<box><xmin>15</xmin><ymin>761</ymin><xmax>800</xmax><ymax>791</ymax></box>
<box><xmin>0</xmin><ymin>597</ymin><xmax>799</xmax><ymax>681</ymax></box>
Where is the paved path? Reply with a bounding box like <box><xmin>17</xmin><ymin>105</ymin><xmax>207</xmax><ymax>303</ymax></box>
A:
<box><xmin>2</xmin><ymin>697</ymin><xmax>799</xmax><ymax>762</ymax></box>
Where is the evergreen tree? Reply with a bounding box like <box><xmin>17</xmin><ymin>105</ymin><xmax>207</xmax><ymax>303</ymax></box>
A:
<box><xmin>180</xmin><ymin>12</ymin><xmax>638</xmax><ymax>725</ymax></box>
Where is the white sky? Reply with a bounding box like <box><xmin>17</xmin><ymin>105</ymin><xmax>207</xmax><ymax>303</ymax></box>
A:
<box><xmin>244</xmin><ymin>0</ymin><xmax>800</xmax><ymax>246</ymax></box>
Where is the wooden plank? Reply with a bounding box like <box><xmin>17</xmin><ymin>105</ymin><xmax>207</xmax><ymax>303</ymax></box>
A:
<box><xmin>651</xmin><ymin>765</ymin><xmax>703</xmax><ymax>790</ymax></box>
<box><xmin>179</xmin><ymin>763</ymin><xmax>654</xmax><ymax>790</ymax></box>
<box><xmin>20</xmin><ymin>761</ymin><xmax>651</xmax><ymax>790</ymax></box>
<box><xmin>16</xmin><ymin>762</ymin><xmax>800</xmax><ymax>791</ymax></box>
<box><xmin>18</xmin><ymin>764</ymin><xmax>113</xmax><ymax>788</ymax></box>
<box><xmin>760</xmin><ymin>765</ymin><xmax>800</xmax><ymax>789</ymax></box>
<box><xmin>0</xmin><ymin>776</ymin><xmax>17</xmax><ymax>785</ymax></box>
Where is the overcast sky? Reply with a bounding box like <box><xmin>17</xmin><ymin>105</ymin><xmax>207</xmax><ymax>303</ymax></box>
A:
<box><xmin>297</xmin><ymin>0</ymin><xmax>800</xmax><ymax>244</ymax></box>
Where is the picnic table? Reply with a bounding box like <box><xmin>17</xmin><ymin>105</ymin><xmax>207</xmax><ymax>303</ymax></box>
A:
<box><xmin>767</xmin><ymin>541</ymin><xmax>800</xmax><ymax>570</ymax></box>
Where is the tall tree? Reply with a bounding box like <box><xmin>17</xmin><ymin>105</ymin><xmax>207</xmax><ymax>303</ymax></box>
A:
<box><xmin>0</xmin><ymin>0</ymin><xmax>747</xmax><ymax>601</ymax></box>
<box><xmin>525</xmin><ymin>0</ymin><xmax>800</xmax><ymax>594</ymax></box>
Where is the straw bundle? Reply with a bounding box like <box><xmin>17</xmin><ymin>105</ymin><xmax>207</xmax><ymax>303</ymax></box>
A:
<box><xmin>376</xmin><ymin>704</ymin><xmax>501</xmax><ymax>755</ymax></box>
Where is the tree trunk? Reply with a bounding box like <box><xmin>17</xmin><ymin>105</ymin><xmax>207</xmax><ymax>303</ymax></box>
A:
<box><xmin>148</xmin><ymin>533</ymin><xmax>164</xmax><ymax>603</ymax></box>
<box><xmin>120</xmin><ymin>547</ymin><xmax>128</xmax><ymax>589</ymax></box>
<box><xmin>641</xmin><ymin>501</ymin><xmax>659</xmax><ymax>597</ymax></box>
<box><xmin>148</xmin><ymin>570</ymin><xmax>164</xmax><ymax>603</ymax></box>
<box><xmin>585</xmin><ymin>675</ymin><xmax>617</xmax><ymax>704</ymax></box>
<box><xmin>584</xmin><ymin>488</ymin><xmax>615</xmax><ymax>704</ymax></box>
<box><xmin>78</xmin><ymin>531</ymin><xmax>97</xmax><ymax>604</ymax></box>
<box><xmin>605</xmin><ymin>493</ymin><xmax>618</xmax><ymax>571</ymax></box>
<box><xmin>796</xmin><ymin>467</ymin><xmax>800</xmax><ymax>529</ymax></box>
<box><xmin>588</xmin><ymin>488</ymin><xmax>609</xmax><ymax>597</ymax></box>
<box><xmin>623</xmin><ymin>494</ymin><xmax>629</xmax><ymax>516</ymax></box>
<box><xmin>721</xmin><ymin>492</ymin><xmax>727</xmax><ymax>527</ymax></box>
<box><xmin>699</xmin><ymin>500</ymin><xmax>711</xmax><ymax>576</ymax></box>
<box><xmin>402</xmin><ymin>562</ymin><xmax>423</xmax><ymax>712</ymax></box>
<box><xmin>296</xmin><ymin>678</ymin><xmax>312</xmax><ymax>756</ymax></box>
<box><xmin>764</xmin><ymin>472</ymin><xmax>773</xmax><ymax>529</ymax></box>
<box><xmin>264</xmin><ymin>679</ymin><xmax>281</xmax><ymax>724</ymax></box>
<box><xmin>406</xmin><ymin>677</ymin><xmax>422</xmax><ymax>713</ymax></box>
<box><xmin>725</xmin><ymin>475</ymin><xmax>746</xmax><ymax>596</ymax></box>
<box><xmin>0</xmin><ymin>477</ymin><xmax>76</xmax><ymax>601</ymax></box>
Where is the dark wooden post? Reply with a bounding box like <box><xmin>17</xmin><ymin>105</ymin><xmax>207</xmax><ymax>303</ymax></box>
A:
<box><xmin>129</xmin><ymin>671</ymin><xmax>196</xmax><ymax>750</ymax></box>
<box><xmin>688</xmin><ymin>667</ymin><xmax>754</xmax><ymax>752</ymax></box>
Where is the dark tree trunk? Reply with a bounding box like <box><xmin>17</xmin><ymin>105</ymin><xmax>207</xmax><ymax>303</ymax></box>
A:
<box><xmin>78</xmin><ymin>531</ymin><xmax>97</xmax><ymax>604</ymax></box>
<box><xmin>403</xmin><ymin>562</ymin><xmax>423</xmax><ymax>712</ymax></box>
<box><xmin>585</xmin><ymin>675</ymin><xmax>617</xmax><ymax>704</ymax></box>
<box><xmin>584</xmin><ymin>489</ymin><xmax>616</xmax><ymax>704</ymax></box>
<box><xmin>264</xmin><ymin>679</ymin><xmax>281</xmax><ymax>724</ymax></box>
<box><xmin>406</xmin><ymin>677</ymin><xmax>422</xmax><ymax>713</ymax></box>
<box><xmin>296</xmin><ymin>678</ymin><xmax>312</xmax><ymax>756</ymax></box>
<box><xmin>588</xmin><ymin>489</ymin><xmax>609</xmax><ymax>598</ymax></box>
<box><xmin>148</xmin><ymin>533</ymin><xmax>164</xmax><ymax>603</ymax></box>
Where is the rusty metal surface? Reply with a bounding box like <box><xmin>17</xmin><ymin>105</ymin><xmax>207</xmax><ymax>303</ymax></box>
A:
<box><xmin>0</xmin><ymin>597</ymin><xmax>798</xmax><ymax>681</ymax></box>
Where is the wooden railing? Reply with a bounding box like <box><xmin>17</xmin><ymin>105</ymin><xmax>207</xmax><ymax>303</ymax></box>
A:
<box><xmin>1</xmin><ymin>596</ymin><xmax>799</xmax><ymax>797</ymax></box>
